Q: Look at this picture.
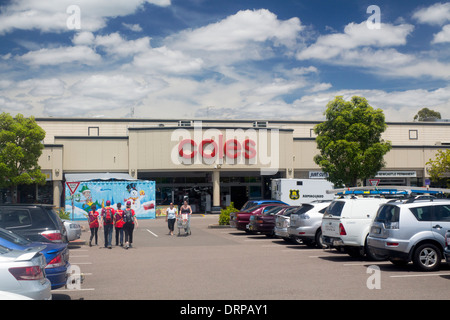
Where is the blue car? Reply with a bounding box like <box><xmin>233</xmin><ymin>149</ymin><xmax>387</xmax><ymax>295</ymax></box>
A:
<box><xmin>240</xmin><ymin>200</ymin><xmax>287</xmax><ymax>211</ymax></box>
<box><xmin>0</xmin><ymin>227</ymin><xmax>70</xmax><ymax>290</ymax></box>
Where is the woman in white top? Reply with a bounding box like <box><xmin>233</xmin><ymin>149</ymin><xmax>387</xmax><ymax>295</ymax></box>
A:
<box><xmin>165</xmin><ymin>203</ymin><xmax>177</xmax><ymax>235</ymax></box>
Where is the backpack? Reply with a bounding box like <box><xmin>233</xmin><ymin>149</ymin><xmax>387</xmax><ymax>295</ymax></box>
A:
<box><xmin>103</xmin><ymin>207</ymin><xmax>113</xmax><ymax>224</ymax></box>
<box><xmin>88</xmin><ymin>211</ymin><xmax>98</xmax><ymax>227</ymax></box>
<box><xmin>123</xmin><ymin>209</ymin><xmax>134</xmax><ymax>224</ymax></box>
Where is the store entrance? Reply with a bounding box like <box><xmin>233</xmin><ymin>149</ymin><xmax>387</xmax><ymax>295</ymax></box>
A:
<box><xmin>230</xmin><ymin>186</ymin><xmax>247</xmax><ymax>210</ymax></box>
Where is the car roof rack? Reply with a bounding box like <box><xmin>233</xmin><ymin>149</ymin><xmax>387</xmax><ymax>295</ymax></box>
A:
<box><xmin>327</xmin><ymin>186</ymin><xmax>450</xmax><ymax>198</ymax></box>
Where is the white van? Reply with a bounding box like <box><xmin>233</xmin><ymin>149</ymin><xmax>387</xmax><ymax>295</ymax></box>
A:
<box><xmin>321</xmin><ymin>197</ymin><xmax>389</xmax><ymax>259</ymax></box>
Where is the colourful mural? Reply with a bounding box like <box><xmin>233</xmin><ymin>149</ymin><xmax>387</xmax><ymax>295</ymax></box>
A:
<box><xmin>65</xmin><ymin>180</ymin><xmax>156</xmax><ymax>220</ymax></box>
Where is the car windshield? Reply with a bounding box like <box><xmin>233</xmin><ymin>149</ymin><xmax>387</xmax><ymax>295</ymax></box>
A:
<box><xmin>263</xmin><ymin>206</ymin><xmax>285</xmax><ymax>215</ymax></box>
<box><xmin>283</xmin><ymin>207</ymin><xmax>300</xmax><ymax>216</ymax></box>
<box><xmin>0</xmin><ymin>245</ymin><xmax>11</xmax><ymax>254</ymax></box>
<box><xmin>0</xmin><ymin>228</ymin><xmax>31</xmax><ymax>246</ymax></box>
<box><xmin>375</xmin><ymin>205</ymin><xmax>400</xmax><ymax>228</ymax></box>
<box><xmin>294</xmin><ymin>204</ymin><xmax>313</xmax><ymax>215</ymax></box>
<box><xmin>324</xmin><ymin>201</ymin><xmax>345</xmax><ymax>217</ymax></box>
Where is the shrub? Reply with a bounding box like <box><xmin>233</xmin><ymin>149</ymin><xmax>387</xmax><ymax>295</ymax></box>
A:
<box><xmin>219</xmin><ymin>202</ymin><xmax>238</xmax><ymax>225</ymax></box>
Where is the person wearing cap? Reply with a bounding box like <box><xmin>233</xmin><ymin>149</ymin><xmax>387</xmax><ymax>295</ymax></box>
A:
<box><xmin>123</xmin><ymin>201</ymin><xmax>138</xmax><ymax>249</ymax></box>
<box><xmin>100</xmin><ymin>200</ymin><xmax>115</xmax><ymax>249</ymax></box>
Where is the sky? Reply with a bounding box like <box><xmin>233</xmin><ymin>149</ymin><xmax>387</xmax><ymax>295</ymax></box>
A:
<box><xmin>0</xmin><ymin>0</ymin><xmax>449</xmax><ymax>122</ymax></box>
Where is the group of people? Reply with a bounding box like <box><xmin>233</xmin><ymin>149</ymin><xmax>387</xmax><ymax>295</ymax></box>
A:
<box><xmin>87</xmin><ymin>200</ymin><xmax>138</xmax><ymax>249</ymax></box>
<box><xmin>87</xmin><ymin>200</ymin><xmax>192</xmax><ymax>247</ymax></box>
<box><xmin>165</xmin><ymin>200</ymin><xmax>192</xmax><ymax>235</ymax></box>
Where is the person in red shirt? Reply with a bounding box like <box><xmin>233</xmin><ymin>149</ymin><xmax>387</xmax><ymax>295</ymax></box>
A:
<box><xmin>88</xmin><ymin>204</ymin><xmax>99</xmax><ymax>247</ymax></box>
<box><xmin>114</xmin><ymin>202</ymin><xmax>125</xmax><ymax>247</ymax></box>
<box><xmin>100</xmin><ymin>200</ymin><xmax>115</xmax><ymax>249</ymax></box>
<box><xmin>123</xmin><ymin>201</ymin><xmax>138</xmax><ymax>249</ymax></box>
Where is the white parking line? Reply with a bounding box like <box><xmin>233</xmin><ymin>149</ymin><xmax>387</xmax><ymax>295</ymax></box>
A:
<box><xmin>70</xmin><ymin>255</ymin><xmax>89</xmax><ymax>258</ymax></box>
<box><xmin>146</xmin><ymin>229</ymin><xmax>158</xmax><ymax>237</ymax></box>
<box><xmin>390</xmin><ymin>272</ymin><xmax>450</xmax><ymax>278</ymax></box>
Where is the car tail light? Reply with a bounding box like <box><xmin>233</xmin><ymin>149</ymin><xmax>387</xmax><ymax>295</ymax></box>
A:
<box><xmin>339</xmin><ymin>223</ymin><xmax>347</xmax><ymax>236</ymax></box>
<box><xmin>445</xmin><ymin>233</ymin><xmax>450</xmax><ymax>246</ymax></box>
<box><xmin>387</xmin><ymin>242</ymin><xmax>399</xmax><ymax>247</ymax></box>
<box><xmin>46</xmin><ymin>253</ymin><xmax>65</xmax><ymax>269</ymax></box>
<box><xmin>9</xmin><ymin>266</ymin><xmax>44</xmax><ymax>281</ymax></box>
<box><xmin>41</xmin><ymin>230</ymin><xmax>62</xmax><ymax>242</ymax></box>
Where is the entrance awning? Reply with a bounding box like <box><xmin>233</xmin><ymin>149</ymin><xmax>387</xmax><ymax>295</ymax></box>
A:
<box><xmin>65</xmin><ymin>172</ymin><xmax>137</xmax><ymax>182</ymax></box>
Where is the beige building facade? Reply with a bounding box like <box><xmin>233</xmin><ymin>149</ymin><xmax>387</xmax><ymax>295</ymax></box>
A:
<box><xmin>12</xmin><ymin>118</ymin><xmax>450</xmax><ymax>212</ymax></box>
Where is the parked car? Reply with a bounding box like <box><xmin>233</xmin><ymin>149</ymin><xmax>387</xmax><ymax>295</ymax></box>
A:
<box><xmin>62</xmin><ymin>219</ymin><xmax>82</xmax><ymax>242</ymax></box>
<box><xmin>230</xmin><ymin>204</ymin><xmax>288</xmax><ymax>232</ymax></box>
<box><xmin>0</xmin><ymin>244</ymin><xmax>51</xmax><ymax>300</ymax></box>
<box><xmin>274</xmin><ymin>206</ymin><xmax>301</xmax><ymax>243</ymax></box>
<box><xmin>239</xmin><ymin>200</ymin><xmax>287</xmax><ymax>211</ymax></box>
<box><xmin>0</xmin><ymin>204</ymin><xmax>68</xmax><ymax>243</ymax></box>
<box><xmin>445</xmin><ymin>230</ymin><xmax>450</xmax><ymax>265</ymax></box>
<box><xmin>0</xmin><ymin>227</ymin><xmax>70</xmax><ymax>290</ymax></box>
<box><xmin>247</xmin><ymin>206</ymin><xmax>296</xmax><ymax>237</ymax></box>
<box><xmin>288</xmin><ymin>200</ymin><xmax>332</xmax><ymax>248</ymax></box>
<box><xmin>368</xmin><ymin>198</ymin><xmax>450</xmax><ymax>271</ymax></box>
<box><xmin>322</xmin><ymin>197</ymin><xmax>389</xmax><ymax>259</ymax></box>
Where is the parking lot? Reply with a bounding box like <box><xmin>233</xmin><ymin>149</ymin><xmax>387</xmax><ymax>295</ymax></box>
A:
<box><xmin>54</xmin><ymin>214</ymin><xmax>450</xmax><ymax>301</ymax></box>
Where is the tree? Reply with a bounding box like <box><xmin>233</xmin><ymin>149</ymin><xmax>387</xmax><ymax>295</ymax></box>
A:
<box><xmin>426</xmin><ymin>149</ymin><xmax>450</xmax><ymax>187</ymax></box>
<box><xmin>414</xmin><ymin>108</ymin><xmax>441</xmax><ymax>122</ymax></box>
<box><xmin>314</xmin><ymin>96</ymin><xmax>392</xmax><ymax>188</ymax></box>
<box><xmin>0</xmin><ymin>113</ymin><xmax>46</xmax><ymax>202</ymax></box>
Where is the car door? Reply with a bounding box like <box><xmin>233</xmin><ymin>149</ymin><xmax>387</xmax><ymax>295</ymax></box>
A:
<box><xmin>432</xmin><ymin>204</ymin><xmax>450</xmax><ymax>248</ymax></box>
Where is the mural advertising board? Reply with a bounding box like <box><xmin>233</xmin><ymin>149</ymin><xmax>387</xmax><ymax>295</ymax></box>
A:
<box><xmin>65</xmin><ymin>180</ymin><xmax>156</xmax><ymax>220</ymax></box>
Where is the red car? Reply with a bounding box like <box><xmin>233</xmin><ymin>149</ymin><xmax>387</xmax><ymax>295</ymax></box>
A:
<box><xmin>230</xmin><ymin>204</ymin><xmax>288</xmax><ymax>233</ymax></box>
<box><xmin>248</xmin><ymin>206</ymin><xmax>298</xmax><ymax>237</ymax></box>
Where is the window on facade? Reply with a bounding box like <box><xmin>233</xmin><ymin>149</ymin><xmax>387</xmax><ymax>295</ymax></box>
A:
<box><xmin>178</xmin><ymin>120</ymin><xmax>192</xmax><ymax>127</ymax></box>
<box><xmin>88</xmin><ymin>127</ymin><xmax>99</xmax><ymax>136</ymax></box>
<box><xmin>409</xmin><ymin>129</ymin><xmax>418</xmax><ymax>140</ymax></box>
<box><xmin>253</xmin><ymin>121</ymin><xmax>267</xmax><ymax>128</ymax></box>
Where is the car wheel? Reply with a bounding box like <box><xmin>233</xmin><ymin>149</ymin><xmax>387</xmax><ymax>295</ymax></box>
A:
<box><xmin>365</xmin><ymin>238</ymin><xmax>386</xmax><ymax>261</ymax></box>
<box><xmin>315</xmin><ymin>229</ymin><xmax>327</xmax><ymax>249</ymax></box>
<box><xmin>413</xmin><ymin>243</ymin><xmax>442</xmax><ymax>272</ymax></box>
<box><xmin>345</xmin><ymin>247</ymin><xmax>361</xmax><ymax>258</ymax></box>
<box><xmin>292</xmin><ymin>237</ymin><xmax>302</xmax><ymax>245</ymax></box>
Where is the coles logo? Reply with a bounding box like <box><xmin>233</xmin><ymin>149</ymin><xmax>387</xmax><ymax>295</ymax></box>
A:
<box><xmin>178</xmin><ymin>136</ymin><xmax>256</xmax><ymax>160</ymax></box>
<box><xmin>170</xmin><ymin>122</ymin><xmax>280</xmax><ymax>175</ymax></box>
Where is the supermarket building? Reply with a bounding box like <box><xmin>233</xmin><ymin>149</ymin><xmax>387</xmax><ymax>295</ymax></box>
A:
<box><xmin>8</xmin><ymin>118</ymin><xmax>450</xmax><ymax>212</ymax></box>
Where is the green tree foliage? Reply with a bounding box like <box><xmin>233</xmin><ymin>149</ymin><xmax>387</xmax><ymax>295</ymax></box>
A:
<box><xmin>0</xmin><ymin>113</ymin><xmax>46</xmax><ymax>201</ymax></box>
<box><xmin>426</xmin><ymin>149</ymin><xmax>450</xmax><ymax>187</ymax></box>
<box><xmin>314</xmin><ymin>96</ymin><xmax>392</xmax><ymax>187</ymax></box>
<box><xmin>414</xmin><ymin>108</ymin><xmax>441</xmax><ymax>121</ymax></box>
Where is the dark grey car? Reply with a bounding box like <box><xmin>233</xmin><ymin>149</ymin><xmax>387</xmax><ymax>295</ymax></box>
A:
<box><xmin>0</xmin><ymin>204</ymin><xmax>67</xmax><ymax>243</ymax></box>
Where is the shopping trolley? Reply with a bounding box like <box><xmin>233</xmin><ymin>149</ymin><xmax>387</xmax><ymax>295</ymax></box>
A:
<box><xmin>177</xmin><ymin>214</ymin><xmax>191</xmax><ymax>236</ymax></box>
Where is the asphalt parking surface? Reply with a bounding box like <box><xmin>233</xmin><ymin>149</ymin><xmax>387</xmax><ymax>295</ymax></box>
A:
<box><xmin>52</xmin><ymin>214</ymin><xmax>450</xmax><ymax>301</ymax></box>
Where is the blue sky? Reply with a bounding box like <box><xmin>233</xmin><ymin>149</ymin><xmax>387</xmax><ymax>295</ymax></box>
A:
<box><xmin>0</xmin><ymin>0</ymin><xmax>449</xmax><ymax>121</ymax></box>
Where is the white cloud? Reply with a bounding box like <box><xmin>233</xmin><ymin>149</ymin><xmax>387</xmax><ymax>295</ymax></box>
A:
<box><xmin>170</xmin><ymin>9</ymin><xmax>302</xmax><ymax>51</ymax></box>
<box><xmin>0</xmin><ymin>95</ymin><xmax>33</xmax><ymax>112</ymax></box>
<box><xmin>296</xmin><ymin>21</ymin><xmax>450</xmax><ymax>80</ymax></box>
<box><xmin>131</xmin><ymin>46</ymin><xmax>204</xmax><ymax>75</ymax></box>
<box><xmin>0</xmin><ymin>0</ymin><xmax>170</xmax><ymax>34</ymax></box>
<box><xmin>297</xmin><ymin>22</ymin><xmax>414</xmax><ymax>60</ymax></box>
<box><xmin>412</xmin><ymin>2</ymin><xmax>450</xmax><ymax>26</ymax></box>
<box><xmin>122</xmin><ymin>23</ymin><xmax>143</xmax><ymax>32</ymax></box>
<box><xmin>432</xmin><ymin>24</ymin><xmax>450</xmax><ymax>43</ymax></box>
<box><xmin>18</xmin><ymin>45</ymin><xmax>101</xmax><ymax>66</ymax></box>
<box><xmin>167</xmin><ymin>9</ymin><xmax>303</xmax><ymax>66</ymax></box>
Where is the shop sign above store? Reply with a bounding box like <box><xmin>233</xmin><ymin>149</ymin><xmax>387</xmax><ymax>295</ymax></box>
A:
<box><xmin>171</xmin><ymin>122</ymin><xmax>280</xmax><ymax>175</ymax></box>
<box><xmin>375</xmin><ymin>171</ymin><xmax>417</xmax><ymax>178</ymax></box>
